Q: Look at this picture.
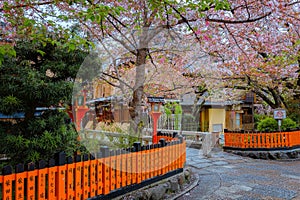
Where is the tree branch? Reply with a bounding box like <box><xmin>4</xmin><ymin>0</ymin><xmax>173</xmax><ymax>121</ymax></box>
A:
<box><xmin>206</xmin><ymin>11</ymin><xmax>272</xmax><ymax>24</ymax></box>
<box><xmin>0</xmin><ymin>1</ymin><xmax>54</xmax><ymax>12</ymax></box>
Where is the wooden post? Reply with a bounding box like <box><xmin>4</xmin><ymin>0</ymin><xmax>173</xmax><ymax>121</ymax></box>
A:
<box><xmin>134</xmin><ymin>142</ymin><xmax>142</xmax><ymax>184</ymax></box>
<box><xmin>56</xmin><ymin>152</ymin><xmax>66</xmax><ymax>200</ymax></box>
<box><xmin>89</xmin><ymin>155</ymin><xmax>97</xmax><ymax>198</ymax></box>
<box><xmin>15</xmin><ymin>164</ymin><xmax>25</xmax><ymax>200</ymax></box>
<box><xmin>74</xmin><ymin>154</ymin><xmax>82</xmax><ymax>200</ymax></box>
<box><xmin>109</xmin><ymin>150</ymin><xmax>116</xmax><ymax>191</ymax></box>
<box><xmin>66</xmin><ymin>157</ymin><xmax>75</xmax><ymax>200</ymax></box>
<box><xmin>26</xmin><ymin>163</ymin><xmax>37</xmax><ymax>200</ymax></box>
<box><xmin>121</xmin><ymin>149</ymin><xmax>127</xmax><ymax>187</ymax></box>
<box><xmin>48</xmin><ymin>159</ymin><xmax>56</xmax><ymax>200</ymax></box>
<box><xmin>37</xmin><ymin>160</ymin><xmax>47</xmax><ymax>200</ymax></box>
<box><xmin>82</xmin><ymin>154</ymin><xmax>90</xmax><ymax>199</ymax></box>
<box><xmin>2</xmin><ymin>166</ymin><xmax>13</xmax><ymax>200</ymax></box>
<box><xmin>101</xmin><ymin>147</ymin><xmax>110</xmax><ymax>195</ymax></box>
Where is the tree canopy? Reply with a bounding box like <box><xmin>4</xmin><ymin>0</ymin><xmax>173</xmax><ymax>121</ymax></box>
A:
<box><xmin>0</xmin><ymin>38</ymin><xmax>87</xmax><ymax>165</ymax></box>
<box><xmin>1</xmin><ymin>0</ymin><xmax>300</xmax><ymax>129</ymax></box>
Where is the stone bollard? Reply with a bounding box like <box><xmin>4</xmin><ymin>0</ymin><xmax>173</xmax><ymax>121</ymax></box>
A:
<box><xmin>202</xmin><ymin>132</ymin><xmax>213</xmax><ymax>157</ymax></box>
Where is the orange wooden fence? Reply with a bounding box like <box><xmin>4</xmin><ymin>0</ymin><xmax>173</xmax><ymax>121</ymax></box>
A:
<box><xmin>224</xmin><ymin>130</ymin><xmax>300</xmax><ymax>149</ymax></box>
<box><xmin>0</xmin><ymin>139</ymin><xmax>186</xmax><ymax>200</ymax></box>
<box><xmin>157</xmin><ymin>131</ymin><xmax>178</xmax><ymax>142</ymax></box>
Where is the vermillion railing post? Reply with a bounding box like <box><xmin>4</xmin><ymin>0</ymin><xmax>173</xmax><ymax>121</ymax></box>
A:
<box><xmin>56</xmin><ymin>152</ymin><xmax>66</xmax><ymax>200</ymax></box>
<box><xmin>2</xmin><ymin>166</ymin><xmax>13</xmax><ymax>200</ymax></box>
<box><xmin>133</xmin><ymin>142</ymin><xmax>142</xmax><ymax>184</ymax></box>
<box><xmin>170</xmin><ymin>141</ymin><xmax>175</xmax><ymax>171</ymax></box>
<box><xmin>115</xmin><ymin>149</ymin><xmax>122</xmax><ymax>189</ymax></box>
<box><xmin>176</xmin><ymin>140</ymin><xmax>181</xmax><ymax>169</ymax></box>
<box><xmin>74</xmin><ymin>154</ymin><xmax>82</xmax><ymax>200</ymax></box>
<box><xmin>141</xmin><ymin>146</ymin><xmax>146</xmax><ymax>182</ymax></box>
<box><xmin>121</xmin><ymin>149</ymin><xmax>127</xmax><ymax>187</ymax></box>
<box><xmin>96</xmin><ymin>151</ymin><xmax>103</xmax><ymax>195</ymax></box>
<box><xmin>126</xmin><ymin>147</ymin><xmax>132</xmax><ymax>186</ymax></box>
<box><xmin>157</xmin><ymin>143</ymin><xmax>162</xmax><ymax>176</ymax></box>
<box><xmin>145</xmin><ymin>145</ymin><xmax>150</xmax><ymax>180</ymax></box>
<box><xmin>48</xmin><ymin>159</ymin><xmax>56</xmax><ymax>199</ymax></box>
<box><xmin>15</xmin><ymin>164</ymin><xmax>25</xmax><ymax>200</ymax></box>
<box><xmin>159</xmin><ymin>139</ymin><xmax>166</xmax><ymax>174</ymax></box>
<box><xmin>149</xmin><ymin>144</ymin><xmax>155</xmax><ymax>178</ymax></box>
<box><xmin>101</xmin><ymin>146</ymin><xmax>110</xmax><ymax>195</ymax></box>
<box><xmin>174</xmin><ymin>140</ymin><xmax>179</xmax><ymax>169</ymax></box>
<box><xmin>66</xmin><ymin>156</ymin><xmax>75</xmax><ymax>200</ymax></box>
<box><xmin>297</xmin><ymin>130</ymin><xmax>300</xmax><ymax>146</ymax></box>
<box><xmin>37</xmin><ymin>160</ymin><xmax>47</xmax><ymax>200</ymax></box>
<box><xmin>109</xmin><ymin>150</ymin><xmax>116</xmax><ymax>191</ymax></box>
<box><xmin>27</xmin><ymin>163</ymin><xmax>37</xmax><ymax>200</ymax></box>
<box><xmin>178</xmin><ymin>136</ymin><xmax>185</xmax><ymax>168</ymax></box>
<box><xmin>82</xmin><ymin>154</ymin><xmax>90</xmax><ymax>199</ymax></box>
<box><xmin>153</xmin><ymin>144</ymin><xmax>159</xmax><ymax>176</ymax></box>
<box><xmin>130</xmin><ymin>147</ymin><xmax>137</xmax><ymax>184</ymax></box>
<box><xmin>256</xmin><ymin>133</ymin><xmax>260</xmax><ymax>148</ymax></box>
<box><xmin>89</xmin><ymin>155</ymin><xmax>97</xmax><ymax>198</ymax></box>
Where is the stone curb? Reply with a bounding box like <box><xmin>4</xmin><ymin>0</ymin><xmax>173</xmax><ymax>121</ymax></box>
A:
<box><xmin>168</xmin><ymin>170</ymin><xmax>200</xmax><ymax>200</ymax></box>
<box><xmin>225</xmin><ymin>148</ymin><xmax>300</xmax><ymax>160</ymax></box>
<box><xmin>115</xmin><ymin>167</ymin><xmax>196</xmax><ymax>200</ymax></box>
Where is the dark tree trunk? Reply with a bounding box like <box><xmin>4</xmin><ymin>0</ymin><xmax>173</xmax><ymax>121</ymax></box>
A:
<box><xmin>129</xmin><ymin>48</ymin><xmax>147</xmax><ymax>133</ymax></box>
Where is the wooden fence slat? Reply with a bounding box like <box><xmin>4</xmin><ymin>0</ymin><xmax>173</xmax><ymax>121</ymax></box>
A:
<box><xmin>144</xmin><ymin>146</ymin><xmax>150</xmax><ymax>180</ymax></box>
<box><xmin>66</xmin><ymin>157</ymin><xmax>75</xmax><ymax>200</ymax></box>
<box><xmin>89</xmin><ymin>158</ymin><xmax>97</xmax><ymax>197</ymax></box>
<box><xmin>101</xmin><ymin>147</ymin><xmax>111</xmax><ymax>195</ymax></box>
<box><xmin>153</xmin><ymin>144</ymin><xmax>158</xmax><ymax>177</ymax></box>
<box><xmin>83</xmin><ymin>155</ymin><xmax>90</xmax><ymax>199</ymax></box>
<box><xmin>74</xmin><ymin>155</ymin><xmax>83</xmax><ymax>200</ymax></box>
<box><xmin>126</xmin><ymin>148</ymin><xmax>132</xmax><ymax>186</ymax></box>
<box><xmin>26</xmin><ymin>164</ymin><xmax>37</xmax><ymax>200</ymax></box>
<box><xmin>134</xmin><ymin>142</ymin><xmax>142</xmax><ymax>184</ymax></box>
<box><xmin>2</xmin><ymin>166</ymin><xmax>13</xmax><ymax>200</ymax></box>
<box><xmin>109</xmin><ymin>150</ymin><xmax>116</xmax><ymax>192</ymax></box>
<box><xmin>96</xmin><ymin>158</ymin><xmax>103</xmax><ymax>195</ymax></box>
<box><xmin>37</xmin><ymin>160</ymin><xmax>47</xmax><ymax>200</ymax></box>
<box><xmin>121</xmin><ymin>150</ymin><xmax>127</xmax><ymax>187</ymax></box>
<box><xmin>48</xmin><ymin>159</ymin><xmax>56</xmax><ymax>200</ymax></box>
<box><xmin>55</xmin><ymin>152</ymin><xmax>66</xmax><ymax>200</ymax></box>
<box><xmin>115</xmin><ymin>150</ymin><xmax>122</xmax><ymax>189</ymax></box>
<box><xmin>15</xmin><ymin>164</ymin><xmax>25</xmax><ymax>200</ymax></box>
<box><xmin>141</xmin><ymin>146</ymin><xmax>146</xmax><ymax>182</ymax></box>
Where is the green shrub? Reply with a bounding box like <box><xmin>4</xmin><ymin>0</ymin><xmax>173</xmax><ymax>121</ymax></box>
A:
<box><xmin>257</xmin><ymin>117</ymin><xmax>278</xmax><ymax>132</ymax></box>
<box><xmin>174</xmin><ymin>104</ymin><xmax>182</xmax><ymax>130</ymax></box>
<box><xmin>281</xmin><ymin>118</ymin><xmax>297</xmax><ymax>131</ymax></box>
<box><xmin>257</xmin><ymin>117</ymin><xmax>298</xmax><ymax>132</ymax></box>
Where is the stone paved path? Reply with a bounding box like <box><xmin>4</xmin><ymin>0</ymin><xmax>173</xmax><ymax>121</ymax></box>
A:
<box><xmin>178</xmin><ymin>147</ymin><xmax>300</xmax><ymax>200</ymax></box>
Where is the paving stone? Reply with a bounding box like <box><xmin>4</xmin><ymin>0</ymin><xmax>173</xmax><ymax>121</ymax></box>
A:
<box><xmin>214</xmin><ymin>188</ymin><xmax>243</xmax><ymax>199</ymax></box>
<box><xmin>190</xmin><ymin>158</ymin><xmax>211</xmax><ymax>163</ymax></box>
<box><xmin>193</xmin><ymin>162</ymin><xmax>213</xmax><ymax>168</ymax></box>
<box><xmin>178</xmin><ymin>147</ymin><xmax>300</xmax><ymax>200</ymax></box>
<box><xmin>228</xmin><ymin>184</ymin><xmax>253</xmax><ymax>192</ymax></box>
<box><xmin>252</xmin><ymin>185</ymin><xmax>297</xmax><ymax>199</ymax></box>
<box><xmin>211</xmin><ymin>161</ymin><xmax>229</xmax><ymax>165</ymax></box>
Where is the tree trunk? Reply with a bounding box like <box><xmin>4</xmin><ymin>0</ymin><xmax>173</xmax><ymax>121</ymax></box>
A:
<box><xmin>129</xmin><ymin>47</ymin><xmax>147</xmax><ymax>133</ymax></box>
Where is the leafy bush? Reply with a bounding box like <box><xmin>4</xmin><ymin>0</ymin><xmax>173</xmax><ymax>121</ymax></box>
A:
<box><xmin>0</xmin><ymin>111</ymin><xmax>84</xmax><ymax>166</ymax></box>
<box><xmin>257</xmin><ymin>117</ymin><xmax>278</xmax><ymax>132</ymax></box>
<box><xmin>281</xmin><ymin>118</ymin><xmax>297</xmax><ymax>131</ymax></box>
<box><xmin>257</xmin><ymin>117</ymin><xmax>298</xmax><ymax>132</ymax></box>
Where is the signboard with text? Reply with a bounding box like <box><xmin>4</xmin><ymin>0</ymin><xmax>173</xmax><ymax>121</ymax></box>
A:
<box><xmin>273</xmin><ymin>109</ymin><xmax>286</xmax><ymax>120</ymax></box>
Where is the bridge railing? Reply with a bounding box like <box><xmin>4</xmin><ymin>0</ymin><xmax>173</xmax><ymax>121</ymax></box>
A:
<box><xmin>224</xmin><ymin>129</ymin><xmax>300</xmax><ymax>150</ymax></box>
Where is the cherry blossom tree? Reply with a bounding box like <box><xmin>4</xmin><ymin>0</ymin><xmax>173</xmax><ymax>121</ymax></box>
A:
<box><xmin>196</xmin><ymin>0</ymin><xmax>300</xmax><ymax>110</ymax></box>
<box><xmin>2</xmin><ymin>0</ymin><xmax>290</xmax><ymax>131</ymax></box>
